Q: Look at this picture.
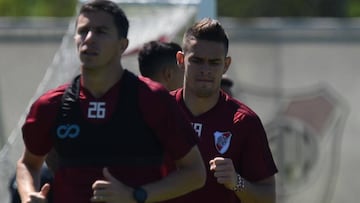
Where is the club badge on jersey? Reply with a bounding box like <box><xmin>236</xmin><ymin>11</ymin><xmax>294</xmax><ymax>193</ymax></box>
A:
<box><xmin>214</xmin><ymin>131</ymin><xmax>232</xmax><ymax>154</ymax></box>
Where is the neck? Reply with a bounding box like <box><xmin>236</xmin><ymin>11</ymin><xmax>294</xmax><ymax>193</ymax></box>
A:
<box><xmin>81</xmin><ymin>64</ymin><xmax>124</xmax><ymax>98</ymax></box>
<box><xmin>183</xmin><ymin>88</ymin><xmax>220</xmax><ymax>116</ymax></box>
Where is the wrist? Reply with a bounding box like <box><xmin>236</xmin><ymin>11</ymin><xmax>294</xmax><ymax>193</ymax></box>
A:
<box><xmin>133</xmin><ymin>187</ymin><xmax>147</xmax><ymax>203</ymax></box>
<box><xmin>232</xmin><ymin>173</ymin><xmax>245</xmax><ymax>191</ymax></box>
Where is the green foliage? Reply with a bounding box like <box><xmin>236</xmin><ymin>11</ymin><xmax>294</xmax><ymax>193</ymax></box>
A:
<box><xmin>348</xmin><ymin>0</ymin><xmax>360</xmax><ymax>16</ymax></box>
<box><xmin>0</xmin><ymin>0</ymin><xmax>77</xmax><ymax>17</ymax></box>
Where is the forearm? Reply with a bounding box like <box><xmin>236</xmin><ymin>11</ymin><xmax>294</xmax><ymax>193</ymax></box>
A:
<box><xmin>90</xmin><ymin>147</ymin><xmax>206</xmax><ymax>203</ymax></box>
<box><xmin>16</xmin><ymin>150</ymin><xmax>46</xmax><ymax>202</ymax></box>
<box><xmin>16</xmin><ymin>160</ymin><xmax>42</xmax><ymax>201</ymax></box>
<box><xmin>235</xmin><ymin>176</ymin><xmax>276</xmax><ymax>203</ymax></box>
<box><xmin>144</xmin><ymin>165</ymin><xmax>204</xmax><ymax>202</ymax></box>
<box><xmin>143</xmin><ymin>147</ymin><xmax>206</xmax><ymax>202</ymax></box>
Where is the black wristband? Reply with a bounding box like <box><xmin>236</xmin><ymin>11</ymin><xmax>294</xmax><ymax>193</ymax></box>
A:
<box><xmin>133</xmin><ymin>187</ymin><xmax>147</xmax><ymax>203</ymax></box>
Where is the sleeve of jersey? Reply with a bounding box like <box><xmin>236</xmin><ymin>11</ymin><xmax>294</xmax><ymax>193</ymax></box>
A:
<box><xmin>237</xmin><ymin>113</ymin><xmax>278</xmax><ymax>182</ymax></box>
<box><xmin>139</xmin><ymin>85</ymin><xmax>199</xmax><ymax>161</ymax></box>
<box><xmin>22</xmin><ymin>89</ymin><xmax>63</xmax><ymax>156</ymax></box>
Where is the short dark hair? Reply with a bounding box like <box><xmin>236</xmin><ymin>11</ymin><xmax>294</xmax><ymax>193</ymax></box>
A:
<box><xmin>183</xmin><ymin>18</ymin><xmax>229</xmax><ymax>56</ymax></box>
<box><xmin>78</xmin><ymin>0</ymin><xmax>129</xmax><ymax>39</ymax></box>
<box><xmin>138</xmin><ymin>41</ymin><xmax>182</xmax><ymax>77</ymax></box>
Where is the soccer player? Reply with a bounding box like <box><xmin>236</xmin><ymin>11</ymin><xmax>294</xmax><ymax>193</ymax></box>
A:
<box><xmin>170</xmin><ymin>17</ymin><xmax>278</xmax><ymax>203</ymax></box>
<box><xmin>15</xmin><ymin>1</ymin><xmax>205</xmax><ymax>202</ymax></box>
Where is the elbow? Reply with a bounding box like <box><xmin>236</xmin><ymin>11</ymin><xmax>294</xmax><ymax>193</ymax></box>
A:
<box><xmin>191</xmin><ymin>148</ymin><xmax>206</xmax><ymax>190</ymax></box>
<box><xmin>198</xmin><ymin>169</ymin><xmax>206</xmax><ymax>189</ymax></box>
<box><xmin>193</xmin><ymin>162</ymin><xmax>206</xmax><ymax>190</ymax></box>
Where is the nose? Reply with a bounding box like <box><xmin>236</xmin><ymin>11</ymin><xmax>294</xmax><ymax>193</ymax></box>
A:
<box><xmin>84</xmin><ymin>30</ymin><xmax>94</xmax><ymax>42</ymax></box>
<box><xmin>199</xmin><ymin>62</ymin><xmax>212</xmax><ymax>74</ymax></box>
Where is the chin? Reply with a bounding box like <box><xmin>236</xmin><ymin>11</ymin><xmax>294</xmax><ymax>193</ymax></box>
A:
<box><xmin>195</xmin><ymin>89</ymin><xmax>213</xmax><ymax>98</ymax></box>
<box><xmin>81</xmin><ymin>63</ymin><xmax>98</xmax><ymax>70</ymax></box>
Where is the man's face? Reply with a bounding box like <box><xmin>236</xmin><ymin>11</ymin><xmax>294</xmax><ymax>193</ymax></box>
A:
<box><xmin>74</xmin><ymin>11</ymin><xmax>125</xmax><ymax>69</ymax></box>
<box><xmin>181</xmin><ymin>39</ymin><xmax>230</xmax><ymax>98</ymax></box>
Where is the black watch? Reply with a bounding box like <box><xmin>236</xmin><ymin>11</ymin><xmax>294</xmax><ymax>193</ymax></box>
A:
<box><xmin>133</xmin><ymin>187</ymin><xmax>147</xmax><ymax>203</ymax></box>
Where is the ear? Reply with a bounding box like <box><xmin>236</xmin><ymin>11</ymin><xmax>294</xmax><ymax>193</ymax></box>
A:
<box><xmin>176</xmin><ymin>51</ymin><xmax>185</xmax><ymax>70</ymax></box>
<box><xmin>119</xmin><ymin>38</ymin><xmax>129</xmax><ymax>53</ymax></box>
<box><xmin>223</xmin><ymin>56</ymin><xmax>231</xmax><ymax>74</ymax></box>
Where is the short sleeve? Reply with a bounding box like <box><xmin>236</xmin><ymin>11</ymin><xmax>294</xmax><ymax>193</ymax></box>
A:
<box><xmin>138</xmin><ymin>79</ymin><xmax>198</xmax><ymax>161</ymax></box>
<box><xmin>22</xmin><ymin>88</ymin><xmax>64</xmax><ymax>156</ymax></box>
<box><xmin>237</xmin><ymin>113</ymin><xmax>278</xmax><ymax>181</ymax></box>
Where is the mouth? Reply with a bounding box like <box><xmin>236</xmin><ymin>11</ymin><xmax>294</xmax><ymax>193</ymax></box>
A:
<box><xmin>196</xmin><ymin>78</ymin><xmax>213</xmax><ymax>83</ymax></box>
<box><xmin>80</xmin><ymin>45</ymin><xmax>99</xmax><ymax>56</ymax></box>
<box><xmin>82</xmin><ymin>50</ymin><xmax>98</xmax><ymax>56</ymax></box>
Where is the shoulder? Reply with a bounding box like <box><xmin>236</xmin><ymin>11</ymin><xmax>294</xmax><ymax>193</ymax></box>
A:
<box><xmin>222</xmin><ymin>97</ymin><xmax>268</xmax><ymax>143</ymax></box>
<box><xmin>25</xmin><ymin>83</ymin><xmax>69</xmax><ymax>128</ymax></box>
<box><xmin>135</xmin><ymin>75</ymin><xmax>179</xmax><ymax>114</ymax></box>
<box><xmin>137</xmin><ymin>75</ymin><xmax>171</xmax><ymax>98</ymax></box>
<box><xmin>31</xmin><ymin>84</ymin><xmax>69</xmax><ymax>110</ymax></box>
<box><xmin>223</xmin><ymin>94</ymin><xmax>260</xmax><ymax>123</ymax></box>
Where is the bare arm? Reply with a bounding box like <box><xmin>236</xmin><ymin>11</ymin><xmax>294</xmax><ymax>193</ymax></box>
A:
<box><xmin>91</xmin><ymin>146</ymin><xmax>206</xmax><ymax>203</ymax></box>
<box><xmin>16</xmin><ymin>149</ymin><xmax>50</xmax><ymax>203</ymax></box>
<box><xmin>210</xmin><ymin>157</ymin><xmax>276</xmax><ymax>203</ymax></box>
<box><xmin>144</xmin><ymin>146</ymin><xmax>206</xmax><ymax>202</ymax></box>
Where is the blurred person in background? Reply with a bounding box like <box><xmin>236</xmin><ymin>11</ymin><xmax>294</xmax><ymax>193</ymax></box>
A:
<box><xmin>138</xmin><ymin>40</ymin><xmax>183</xmax><ymax>91</ymax></box>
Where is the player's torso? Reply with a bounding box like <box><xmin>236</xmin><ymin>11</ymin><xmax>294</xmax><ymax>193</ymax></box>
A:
<box><xmin>173</xmin><ymin>91</ymin><xmax>244</xmax><ymax>202</ymax></box>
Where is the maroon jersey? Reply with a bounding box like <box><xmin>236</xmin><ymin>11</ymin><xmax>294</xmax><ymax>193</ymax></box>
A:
<box><xmin>168</xmin><ymin>89</ymin><xmax>278</xmax><ymax>203</ymax></box>
<box><xmin>22</xmin><ymin>70</ymin><xmax>198</xmax><ymax>203</ymax></box>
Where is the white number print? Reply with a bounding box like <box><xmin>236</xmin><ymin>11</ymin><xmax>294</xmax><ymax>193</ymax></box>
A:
<box><xmin>88</xmin><ymin>102</ymin><xmax>106</xmax><ymax>119</ymax></box>
<box><xmin>192</xmin><ymin>122</ymin><xmax>203</xmax><ymax>137</ymax></box>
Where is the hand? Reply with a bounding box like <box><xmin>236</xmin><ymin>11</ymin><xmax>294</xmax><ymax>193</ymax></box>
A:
<box><xmin>209</xmin><ymin>157</ymin><xmax>237</xmax><ymax>190</ymax></box>
<box><xmin>26</xmin><ymin>183</ymin><xmax>50</xmax><ymax>203</ymax></box>
<box><xmin>91</xmin><ymin>167</ymin><xmax>134</xmax><ymax>203</ymax></box>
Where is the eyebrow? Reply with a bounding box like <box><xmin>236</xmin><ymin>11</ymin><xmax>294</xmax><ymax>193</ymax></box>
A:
<box><xmin>191</xmin><ymin>55</ymin><xmax>222</xmax><ymax>61</ymax></box>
